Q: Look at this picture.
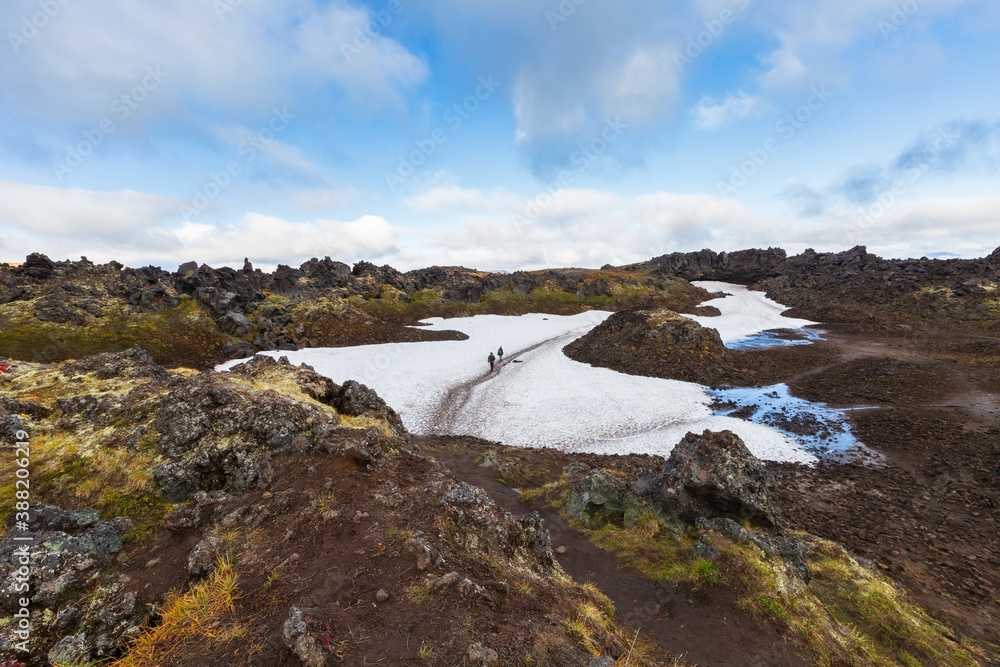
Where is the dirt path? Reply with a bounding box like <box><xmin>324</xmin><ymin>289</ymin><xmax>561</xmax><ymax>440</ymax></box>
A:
<box><xmin>427</xmin><ymin>338</ymin><xmax>554</xmax><ymax>432</ymax></box>
<box><xmin>424</xmin><ymin>435</ymin><xmax>811</xmax><ymax>667</ymax></box>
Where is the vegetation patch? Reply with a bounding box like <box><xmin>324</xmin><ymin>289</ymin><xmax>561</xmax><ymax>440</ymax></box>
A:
<box><xmin>108</xmin><ymin>558</ymin><xmax>250</xmax><ymax>667</ymax></box>
<box><xmin>726</xmin><ymin>536</ymin><xmax>981</xmax><ymax>667</ymax></box>
<box><xmin>0</xmin><ymin>297</ymin><xmax>227</xmax><ymax>369</ymax></box>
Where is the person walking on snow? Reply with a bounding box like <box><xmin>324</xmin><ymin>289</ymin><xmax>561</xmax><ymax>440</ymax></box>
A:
<box><xmin>497</xmin><ymin>346</ymin><xmax>504</xmax><ymax>362</ymax></box>
<box><xmin>488</xmin><ymin>352</ymin><xmax>496</xmax><ymax>372</ymax></box>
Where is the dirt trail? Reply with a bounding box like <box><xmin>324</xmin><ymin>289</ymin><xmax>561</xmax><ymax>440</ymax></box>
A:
<box><xmin>427</xmin><ymin>335</ymin><xmax>574</xmax><ymax>433</ymax></box>
<box><xmin>425</xmin><ymin>435</ymin><xmax>811</xmax><ymax>667</ymax></box>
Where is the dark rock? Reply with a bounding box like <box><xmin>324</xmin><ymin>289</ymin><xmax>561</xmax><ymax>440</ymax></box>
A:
<box><xmin>634</xmin><ymin>430</ymin><xmax>784</xmax><ymax>530</ymax></box>
<box><xmin>163</xmin><ymin>504</ymin><xmax>202</xmax><ymax>532</ymax></box>
<box><xmin>645</xmin><ymin>248</ymin><xmax>787</xmax><ymax>283</ymax></box>
<box><xmin>564</xmin><ymin>469</ymin><xmax>630</xmax><ymax>526</ymax></box>
<box><xmin>565</xmin><ymin>308</ymin><xmax>731</xmax><ymax>385</ymax></box>
<box><xmin>177</xmin><ymin>260</ymin><xmax>198</xmax><ymax>275</ymax></box>
<box><xmin>23</xmin><ymin>253</ymin><xmax>56</xmax><ymax>281</ymax></box>
<box><xmin>130</xmin><ymin>285</ymin><xmax>180</xmax><ymax>313</ymax></box>
<box><xmin>334</xmin><ymin>380</ymin><xmax>405</xmax><ymax>437</ymax></box>
<box><xmin>0</xmin><ymin>415</ymin><xmax>23</xmax><ymax>446</ymax></box>
<box><xmin>222</xmin><ymin>340</ymin><xmax>254</xmax><ymax>359</ymax></box>
<box><xmin>7</xmin><ymin>503</ymin><xmax>100</xmax><ymax>534</ymax></box>
<box><xmin>47</xmin><ymin>634</ymin><xmax>89</xmax><ymax>665</ymax></box>
<box><xmin>0</xmin><ymin>504</ymin><xmax>130</xmax><ymax>615</ymax></box>
<box><xmin>219</xmin><ymin>311</ymin><xmax>254</xmax><ymax>337</ymax></box>
<box><xmin>188</xmin><ymin>535</ymin><xmax>222</xmax><ymax>578</ymax></box>
<box><xmin>691</xmin><ymin>539</ymin><xmax>719</xmax><ymax>561</ymax></box>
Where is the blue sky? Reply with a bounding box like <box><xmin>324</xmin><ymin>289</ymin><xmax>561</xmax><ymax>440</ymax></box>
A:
<box><xmin>1</xmin><ymin>0</ymin><xmax>998</xmax><ymax>271</ymax></box>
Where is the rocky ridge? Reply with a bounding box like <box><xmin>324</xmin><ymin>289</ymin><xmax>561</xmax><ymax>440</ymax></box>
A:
<box><xmin>0</xmin><ymin>254</ymin><xmax>705</xmax><ymax>369</ymax></box>
<box><xmin>636</xmin><ymin>245</ymin><xmax>1000</xmax><ymax>330</ymax></box>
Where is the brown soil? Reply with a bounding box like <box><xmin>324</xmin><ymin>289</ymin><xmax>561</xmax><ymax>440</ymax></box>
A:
<box><xmin>425</xmin><ymin>436</ymin><xmax>813</xmax><ymax>667</ymax></box>
<box><xmin>113</xmin><ymin>442</ymin><xmax>661</xmax><ymax>667</ymax></box>
<box><xmin>563</xmin><ymin>320</ymin><xmax>1000</xmax><ymax>659</ymax></box>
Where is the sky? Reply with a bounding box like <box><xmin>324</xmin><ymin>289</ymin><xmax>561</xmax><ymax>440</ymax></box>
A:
<box><xmin>1</xmin><ymin>0</ymin><xmax>998</xmax><ymax>272</ymax></box>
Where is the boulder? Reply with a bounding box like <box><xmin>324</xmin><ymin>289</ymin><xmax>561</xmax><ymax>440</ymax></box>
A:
<box><xmin>334</xmin><ymin>380</ymin><xmax>406</xmax><ymax>437</ymax></box>
<box><xmin>633</xmin><ymin>430</ymin><xmax>784</xmax><ymax>530</ymax></box>
<box><xmin>188</xmin><ymin>535</ymin><xmax>222</xmax><ymax>578</ymax></box>
<box><xmin>565</xmin><ymin>468</ymin><xmax>630</xmax><ymax>526</ymax></box>
<box><xmin>219</xmin><ymin>311</ymin><xmax>254</xmax><ymax>337</ymax></box>
<box><xmin>47</xmin><ymin>633</ymin><xmax>89</xmax><ymax>665</ymax></box>
<box><xmin>176</xmin><ymin>260</ymin><xmax>198</xmax><ymax>275</ymax></box>
<box><xmin>23</xmin><ymin>252</ymin><xmax>56</xmax><ymax>281</ymax></box>
<box><xmin>222</xmin><ymin>340</ymin><xmax>254</xmax><ymax>359</ymax></box>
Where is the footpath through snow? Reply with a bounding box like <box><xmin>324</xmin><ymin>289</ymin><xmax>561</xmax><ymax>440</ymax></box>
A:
<box><xmin>218</xmin><ymin>284</ymin><xmax>842</xmax><ymax>463</ymax></box>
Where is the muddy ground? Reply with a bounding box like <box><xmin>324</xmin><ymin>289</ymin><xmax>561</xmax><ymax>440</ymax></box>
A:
<box><xmin>550</xmin><ymin>320</ymin><xmax>1000</xmax><ymax>659</ymax></box>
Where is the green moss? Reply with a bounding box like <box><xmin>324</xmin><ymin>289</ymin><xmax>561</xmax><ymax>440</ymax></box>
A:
<box><xmin>724</xmin><ymin>536</ymin><xmax>981</xmax><ymax>667</ymax></box>
<box><xmin>99</xmin><ymin>489</ymin><xmax>176</xmax><ymax>547</ymax></box>
<box><xmin>754</xmin><ymin>593</ymin><xmax>791</xmax><ymax>625</ymax></box>
<box><xmin>0</xmin><ymin>297</ymin><xmax>228</xmax><ymax>369</ymax></box>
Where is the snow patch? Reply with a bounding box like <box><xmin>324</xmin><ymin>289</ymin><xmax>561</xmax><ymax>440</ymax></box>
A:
<box><xmin>689</xmin><ymin>281</ymin><xmax>818</xmax><ymax>347</ymax></box>
<box><xmin>218</xmin><ymin>301</ymin><xmax>818</xmax><ymax>464</ymax></box>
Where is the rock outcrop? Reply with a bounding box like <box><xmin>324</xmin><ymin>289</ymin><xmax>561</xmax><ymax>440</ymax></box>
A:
<box><xmin>564</xmin><ymin>307</ymin><xmax>734</xmax><ymax>385</ymax></box>
<box><xmin>642</xmin><ymin>247</ymin><xmax>788</xmax><ymax>283</ymax></box>
<box><xmin>633</xmin><ymin>430</ymin><xmax>784</xmax><ymax>530</ymax></box>
<box><xmin>0</xmin><ymin>504</ymin><xmax>138</xmax><ymax>661</ymax></box>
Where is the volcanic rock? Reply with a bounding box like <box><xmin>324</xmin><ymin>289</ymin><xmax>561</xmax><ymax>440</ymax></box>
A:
<box><xmin>633</xmin><ymin>430</ymin><xmax>784</xmax><ymax>530</ymax></box>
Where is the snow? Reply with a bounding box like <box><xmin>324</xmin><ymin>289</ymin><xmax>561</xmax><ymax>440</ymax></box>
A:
<box><xmin>688</xmin><ymin>281</ymin><xmax>818</xmax><ymax>347</ymax></box>
<box><xmin>217</xmin><ymin>284</ymin><xmax>829</xmax><ymax>464</ymax></box>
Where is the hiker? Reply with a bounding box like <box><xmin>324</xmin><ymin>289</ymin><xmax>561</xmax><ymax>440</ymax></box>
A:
<box><xmin>488</xmin><ymin>352</ymin><xmax>496</xmax><ymax>372</ymax></box>
<box><xmin>497</xmin><ymin>346</ymin><xmax>504</xmax><ymax>362</ymax></box>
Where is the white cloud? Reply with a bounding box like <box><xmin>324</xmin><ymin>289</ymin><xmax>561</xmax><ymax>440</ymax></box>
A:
<box><xmin>757</xmin><ymin>48</ymin><xmax>808</xmax><ymax>89</ymax></box>
<box><xmin>402</xmin><ymin>185</ymin><xmax>520</xmax><ymax>215</ymax></box>
<box><xmin>599</xmin><ymin>46</ymin><xmax>681</xmax><ymax>123</ymax></box>
<box><xmin>2</xmin><ymin>179</ymin><xmax>995</xmax><ymax>271</ymax></box>
<box><xmin>389</xmin><ymin>183</ymin><xmax>999</xmax><ymax>270</ymax></box>
<box><xmin>837</xmin><ymin>195</ymin><xmax>1000</xmax><ymax>258</ymax></box>
<box><xmin>0</xmin><ymin>180</ymin><xmax>398</xmax><ymax>269</ymax></box>
<box><xmin>165</xmin><ymin>214</ymin><xmax>399</xmax><ymax>268</ymax></box>
<box><xmin>691</xmin><ymin>91</ymin><xmax>767</xmax><ymax>130</ymax></box>
<box><xmin>0</xmin><ymin>180</ymin><xmax>179</xmax><ymax>236</ymax></box>
<box><xmin>0</xmin><ymin>0</ymin><xmax>428</xmax><ymax>125</ymax></box>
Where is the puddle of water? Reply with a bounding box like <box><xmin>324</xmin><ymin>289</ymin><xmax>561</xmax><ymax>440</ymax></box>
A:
<box><xmin>708</xmin><ymin>383</ymin><xmax>876</xmax><ymax>461</ymax></box>
<box><xmin>727</xmin><ymin>327</ymin><xmax>826</xmax><ymax>350</ymax></box>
